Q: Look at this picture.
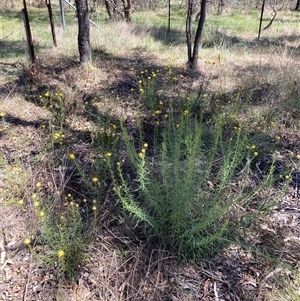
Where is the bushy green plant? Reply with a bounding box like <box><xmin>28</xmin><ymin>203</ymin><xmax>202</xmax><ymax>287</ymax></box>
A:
<box><xmin>23</xmin><ymin>191</ymin><xmax>97</xmax><ymax>279</ymax></box>
<box><xmin>108</xmin><ymin>108</ymin><xmax>275</xmax><ymax>260</ymax></box>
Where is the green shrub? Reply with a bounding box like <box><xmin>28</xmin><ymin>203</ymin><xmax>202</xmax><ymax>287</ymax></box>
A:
<box><xmin>108</xmin><ymin>109</ymin><xmax>275</xmax><ymax>260</ymax></box>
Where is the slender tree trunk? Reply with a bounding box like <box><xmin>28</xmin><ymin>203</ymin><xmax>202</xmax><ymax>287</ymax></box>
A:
<box><xmin>122</xmin><ymin>0</ymin><xmax>132</xmax><ymax>22</ymax></box>
<box><xmin>105</xmin><ymin>0</ymin><xmax>122</xmax><ymax>21</ymax></box>
<box><xmin>187</xmin><ymin>0</ymin><xmax>207</xmax><ymax>71</ymax></box>
<box><xmin>186</xmin><ymin>0</ymin><xmax>193</xmax><ymax>63</ymax></box>
<box><xmin>217</xmin><ymin>0</ymin><xmax>224</xmax><ymax>14</ymax></box>
<box><xmin>295</xmin><ymin>0</ymin><xmax>300</xmax><ymax>10</ymax></box>
<box><xmin>105</xmin><ymin>0</ymin><xmax>116</xmax><ymax>20</ymax></box>
<box><xmin>75</xmin><ymin>0</ymin><xmax>91</xmax><ymax>64</ymax></box>
<box><xmin>167</xmin><ymin>0</ymin><xmax>171</xmax><ymax>35</ymax></box>
<box><xmin>258</xmin><ymin>0</ymin><xmax>265</xmax><ymax>40</ymax></box>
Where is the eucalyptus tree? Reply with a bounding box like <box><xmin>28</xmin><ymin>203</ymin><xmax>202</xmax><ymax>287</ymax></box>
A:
<box><xmin>104</xmin><ymin>0</ymin><xmax>133</xmax><ymax>22</ymax></box>
<box><xmin>75</xmin><ymin>0</ymin><xmax>91</xmax><ymax>64</ymax></box>
<box><xmin>186</xmin><ymin>0</ymin><xmax>207</xmax><ymax>70</ymax></box>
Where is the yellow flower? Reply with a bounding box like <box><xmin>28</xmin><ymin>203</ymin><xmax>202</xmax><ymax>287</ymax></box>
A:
<box><xmin>92</xmin><ymin>205</ymin><xmax>97</xmax><ymax>211</ymax></box>
<box><xmin>141</xmin><ymin>148</ymin><xmax>146</xmax><ymax>153</ymax></box>
<box><xmin>251</xmin><ymin>145</ymin><xmax>256</xmax><ymax>149</ymax></box>
<box><xmin>92</xmin><ymin>177</ymin><xmax>98</xmax><ymax>183</ymax></box>
<box><xmin>176</xmin><ymin>124</ymin><xmax>180</xmax><ymax>128</ymax></box>
<box><xmin>139</xmin><ymin>88</ymin><xmax>144</xmax><ymax>94</ymax></box>
<box><xmin>143</xmin><ymin>143</ymin><xmax>148</xmax><ymax>148</ymax></box>
<box><xmin>39</xmin><ymin>211</ymin><xmax>45</xmax><ymax>217</ymax></box>
<box><xmin>285</xmin><ymin>175</ymin><xmax>291</xmax><ymax>181</ymax></box>
<box><xmin>24</xmin><ymin>238</ymin><xmax>31</xmax><ymax>245</ymax></box>
<box><xmin>253</xmin><ymin>152</ymin><xmax>258</xmax><ymax>157</ymax></box>
<box><xmin>105</xmin><ymin>152</ymin><xmax>112</xmax><ymax>157</ymax></box>
<box><xmin>296</xmin><ymin>154</ymin><xmax>300</xmax><ymax>160</ymax></box>
<box><xmin>36</xmin><ymin>182</ymin><xmax>41</xmax><ymax>188</ymax></box>
<box><xmin>159</xmin><ymin>101</ymin><xmax>163</xmax><ymax>105</ymax></box>
<box><xmin>183</xmin><ymin>110</ymin><xmax>189</xmax><ymax>116</ymax></box>
<box><xmin>57</xmin><ymin>250</ymin><xmax>65</xmax><ymax>257</ymax></box>
<box><xmin>0</xmin><ymin>111</ymin><xmax>5</xmax><ymax>117</ymax></box>
<box><xmin>155</xmin><ymin>110</ymin><xmax>161</xmax><ymax>115</ymax></box>
<box><xmin>275</xmin><ymin>135</ymin><xmax>281</xmax><ymax>141</ymax></box>
<box><xmin>138</xmin><ymin>152</ymin><xmax>144</xmax><ymax>159</ymax></box>
<box><xmin>33</xmin><ymin>201</ymin><xmax>40</xmax><ymax>207</ymax></box>
<box><xmin>83</xmin><ymin>199</ymin><xmax>87</xmax><ymax>203</ymax></box>
<box><xmin>44</xmin><ymin>91</ymin><xmax>50</xmax><ymax>97</ymax></box>
<box><xmin>18</xmin><ymin>199</ymin><xmax>24</xmax><ymax>205</ymax></box>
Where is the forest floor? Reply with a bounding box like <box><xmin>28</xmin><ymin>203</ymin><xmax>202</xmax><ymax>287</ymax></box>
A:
<box><xmin>1</xmin><ymin>3</ymin><xmax>300</xmax><ymax>301</ymax></box>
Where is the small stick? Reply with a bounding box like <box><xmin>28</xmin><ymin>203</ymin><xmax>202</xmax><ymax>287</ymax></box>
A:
<box><xmin>22</xmin><ymin>260</ymin><xmax>33</xmax><ymax>301</ymax></box>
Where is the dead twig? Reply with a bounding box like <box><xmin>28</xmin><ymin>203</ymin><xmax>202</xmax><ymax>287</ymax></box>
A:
<box><xmin>22</xmin><ymin>259</ymin><xmax>33</xmax><ymax>301</ymax></box>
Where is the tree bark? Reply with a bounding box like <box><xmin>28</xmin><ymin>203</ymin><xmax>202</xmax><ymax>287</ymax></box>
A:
<box><xmin>187</xmin><ymin>0</ymin><xmax>207</xmax><ymax>71</ymax></box>
<box><xmin>186</xmin><ymin>0</ymin><xmax>193</xmax><ymax>63</ymax></box>
<box><xmin>122</xmin><ymin>0</ymin><xmax>132</xmax><ymax>22</ymax></box>
<box><xmin>217</xmin><ymin>0</ymin><xmax>224</xmax><ymax>14</ymax></box>
<box><xmin>258</xmin><ymin>0</ymin><xmax>265</xmax><ymax>40</ymax></box>
<box><xmin>295</xmin><ymin>0</ymin><xmax>300</xmax><ymax>10</ymax></box>
<box><xmin>105</xmin><ymin>0</ymin><xmax>122</xmax><ymax>21</ymax></box>
<box><xmin>75</xmin><ymin>0</ymin><xmax>91</xmax><ymax>64</ymax></box>
<box><xmin>105</xmin><ymin>0</ymin><xmax>115</xmax><ymax>20</ymax></box>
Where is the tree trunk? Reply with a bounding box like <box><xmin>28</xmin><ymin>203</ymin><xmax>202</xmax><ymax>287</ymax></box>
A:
<box><xmin>217</xmin><ymin>0</ymin><xmax>224</xmax><ymax>14</ymax></box>
<box><xmin>258</xmin><ymin>0</ymin><xmax>265</xmax><ymax>40</ymax></box>
<box><xmin>105</xmin><ymin>0</ymin><xmax>115</xmax><ymax>20</ymax></box>
<box><xmin>75</xmin><ymin>0</ymin><xmax>91</xmax><ymax>64</ymax></box>
<box><xmin>187</xmin><ymin>0</ymin><xmax>207</xmax><ymax>71</ymax></box>
<box><xmin>167</xmin><ymin>0</ymin><xmax>171</xmax><ymax>34</ymax></box>
<box><xmin>122</xmin><ymin>0</ymin><xmax>132</xmax><ymax>22</ymax></box>
<box><xmin>295</xmin><ymin>0</ymin><xmax>300</xmax><ymax>10</ymax></box>
<box><xmin>186</xmin><ymin>0</ymin><xmax>193</xmax><ymax>63</ymax></box>
<box><xmin>105</xmin><ymin>0</ymin><xmax>122</xmax><ymax>21</ymax></box>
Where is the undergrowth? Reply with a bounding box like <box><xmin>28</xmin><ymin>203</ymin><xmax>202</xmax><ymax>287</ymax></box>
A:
<box><xmin>105</xmin><ymin>90</ymin><xmax>278</xmax><ymax>261</ymax></box>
